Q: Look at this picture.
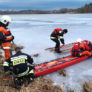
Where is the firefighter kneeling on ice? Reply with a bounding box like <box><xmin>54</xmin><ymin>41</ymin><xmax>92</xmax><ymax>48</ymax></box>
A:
<box><xmin>71</xmin><ymin>38</ymin><xmax>92</xmax><ymax>57</ymax></box>
<box><xmin>3</xmin><ymin>47</ymin><xmax>34</xmax><ymax>88</ymax></box>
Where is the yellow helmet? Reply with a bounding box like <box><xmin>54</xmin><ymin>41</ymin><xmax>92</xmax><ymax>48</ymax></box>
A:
<box><xmin>0</xmin><ymin>15</ymin><xmax>11</xmax><ymax>25</ymax></box>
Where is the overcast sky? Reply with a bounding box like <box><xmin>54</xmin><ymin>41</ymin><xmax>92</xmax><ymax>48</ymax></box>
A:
<box><xmin>0</xmin><ymin>0</ymin><xmax>92</xmax><ymax>10</ymax></box>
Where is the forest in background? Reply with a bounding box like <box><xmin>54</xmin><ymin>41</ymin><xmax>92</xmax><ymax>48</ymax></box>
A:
<box><xmin>0</xmin><ymin>3</ymin><xmax>92</xmax><ymax>14</ymax></box>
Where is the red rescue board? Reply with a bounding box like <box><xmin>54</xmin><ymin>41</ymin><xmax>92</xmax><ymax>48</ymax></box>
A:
<box><xmin>34</xmin><ymin>53</ymin><xmax>92</xmax><ymax>77</ymax></box>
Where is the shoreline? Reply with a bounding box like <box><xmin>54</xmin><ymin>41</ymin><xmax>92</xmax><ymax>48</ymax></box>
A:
<box><xmin>0</xmin><ymin>13</ymin><xmax>92</xmax><ymax>15</ymax></box>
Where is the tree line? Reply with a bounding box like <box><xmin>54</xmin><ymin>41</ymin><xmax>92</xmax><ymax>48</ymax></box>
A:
<box><xmin>0</xmin><ymin>3</ymin><xmax>92</xmax><ymax>14</ymax></box>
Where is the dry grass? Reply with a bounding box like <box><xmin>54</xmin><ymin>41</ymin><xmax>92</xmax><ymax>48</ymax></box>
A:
<box><xmin>0</xmin><ymin>77</ymin><xmax>64</xmax><ymax>92</ymax></box>
<box><xmin>20</xmin><ymin>77</ymin><xmax>64</xmax><ymax>92</ymax></box>
<box><xmin>58</xmin><ymin>69</ymin><xmax>67</xmax><ymax>76</ymax></box>
<box><xmin>11</xmin><ymin>43</ymin><xmax>24</xmax><ymax>51</ymax></box>
<box><xmin>83</xmin><ymin>82</ymin><xmax>92</xmax><ymax>92</ymax></box>
<box><xmin>33</xmin><ymin>53</ymin><xmax>39</xmax><ymax>57</ymax></box>
<box><xmin>68</xmin><ymin>88</ymin><xmax>75</xmax><ymax>92</ymax></box>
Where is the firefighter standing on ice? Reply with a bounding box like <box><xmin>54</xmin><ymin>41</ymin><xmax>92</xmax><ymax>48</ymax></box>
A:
<box><xmin>3</xmin><ymin>47</ymin><xmax>34</xmax><ymax>88</ymax></box>
<box><xmin>50</xmin><ymin>28</ymin><xmax>68</xmax><ymax>53</ymax></box>
<box><xmin>0</xmin><ymin>15</ymin><xmax>14</xmax><ymax>60</ymax></box>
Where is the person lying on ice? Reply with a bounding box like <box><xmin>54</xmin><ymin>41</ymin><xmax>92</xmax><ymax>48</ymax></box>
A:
<box><xmin>50</xmin><ymin>28</ymin><xmax>68</xmax><ymax>53</ymax></box>
<box><xmin>71</xmin><ymin>38</ymin><xmax>92</xmax><ymax>57</ymax></box>
<box><xmin>82</xmin><ymin>40</ymin><xmax>92</xmax><ymax>51</ymax></box>
<box><xmin>3</xmin><ymin>47</ymin><xmax>34</xmax><ymax>88</ymax></box>
<box><xmin>0</xmin><ymin>15</ymin><xmax>14</xmax><ymax>60</ymax></box>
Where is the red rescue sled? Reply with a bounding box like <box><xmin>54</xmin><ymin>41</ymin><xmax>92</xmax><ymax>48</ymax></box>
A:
<box><xmin>34</xmin><ymin>53</ymin><xmax>92</xmax><ymax>77</ymax></box>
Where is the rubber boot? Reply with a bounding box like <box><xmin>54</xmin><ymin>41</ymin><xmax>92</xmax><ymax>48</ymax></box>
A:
<box><xmin>27</xmin><ymin>70</ymin><xmax>34</xmax><ymax>85</ymax></box>
<box><xmin>27</xmin><ymin>76</ymin><xmax>34</xmax><ymax>85</ymax></box>
<box><xmin>55</xmin><ymin>48</ymin><xmax>62</xmax><ymax>53</ymax></box>
<box><xmin>14</xmin><ymin>78</ymin><xmax>23</xmax><ymax>89</ymax></box>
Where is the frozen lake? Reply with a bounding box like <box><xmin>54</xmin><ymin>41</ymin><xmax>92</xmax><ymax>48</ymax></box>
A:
<box><xmin>2</xmin><ymin>14</ymin><xmax>91</xmax><ymax>54</ymax></box>
<box><xmin>1</xmin><ymin>14</ymin><xmax>92</xmax><ymax>91</ymax></box>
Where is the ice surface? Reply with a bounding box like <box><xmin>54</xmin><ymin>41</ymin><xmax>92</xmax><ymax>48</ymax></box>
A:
<box><xmin>0</xmin><ymin>14</ymin><xmax>92</xmax><ymax>91</ymax></box>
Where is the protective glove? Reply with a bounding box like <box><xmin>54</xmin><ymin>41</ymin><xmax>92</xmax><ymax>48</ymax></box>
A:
<box><xmin>60</xmin><ymin>39</ymin><xmax>64</xmax><ymax>44</ymax></box>
<box><xmin>12</xmin><ymin>36</ymin><xmax>14</xmax><ymax>41</ymax></box>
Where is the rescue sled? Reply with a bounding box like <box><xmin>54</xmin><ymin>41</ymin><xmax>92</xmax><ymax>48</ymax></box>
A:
<box><xmin>45</xmin><ymin>43</ymin><xmax>74</xmax><ymax>51</ymax></box>
<box><xmin>34</xmin><ymin>52</ymin><xmax>92</xmax><ymax>77</ymax></box>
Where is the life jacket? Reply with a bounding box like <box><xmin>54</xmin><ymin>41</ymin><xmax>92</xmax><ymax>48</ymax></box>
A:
<box><xmin>72</xmin><ymin>42</ymin><xmax>81</xmax><ymax>56</ymax></box>
<box><xmin>81</xmin><ymin>40</ymin><xmax>91</xmax><ymax>51</ymax></box>
<box><xmin>5</xmin><ymin>29</ymin><xmax>13</xmax><ymax>41</ymax></box>
<box><xmin>54</xmin><ymin>28</ymin><xmax>62</xmax><ymax>35</ymax></box>
<box><xmin>0</xmin><ymin>27</ymin><xmax>13</xmax><ymax>47</ymax></box>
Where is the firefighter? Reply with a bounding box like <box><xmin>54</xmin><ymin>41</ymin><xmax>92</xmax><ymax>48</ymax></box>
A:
<box><xmin>0</xmin><ymin>15</ymin><xmax>14</xmax><ymax>60</ymax></box>
<box><xmin>3</xmin><ymin>47</ymin><xmax>34</xmax><ymax>88</ymax></box>
<box><xmin>81</xmin><ymin>40</ymin><xmax>92</xmax><ymax>51</ymax></box>
<box><xmin>50</xmin><ymin>28</ymin><xmax>68</xmax><ymax>53</ymax></box>
<box><xmin>71</xmin><ymin>38</ymin><xmax>92</xmax><ymax>57</ymax></box>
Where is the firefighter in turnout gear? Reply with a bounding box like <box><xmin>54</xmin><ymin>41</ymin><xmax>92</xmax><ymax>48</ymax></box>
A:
<box><xmin>50</xmin><ymin>28</ymin><xmax>68</xmax><ymax>53</ymax></box>
<box><xmin>3</xmin><ymin>47</ymin><xmax>34</xmax><ymax>88</ymax></box>
<box><xmin>0</xmin><ymin>15</ymin><xmax>14</xmax><ymax>60</ymax></box>
<box><xmin>71</xmin><ymin>38</ymin><xmax>92</xmax><ymax>57</ymax></box>
<box><xmin>81</xmin><ymin>40</ymin><xmax>92</xmax><ymax>51</ymax></box>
